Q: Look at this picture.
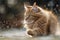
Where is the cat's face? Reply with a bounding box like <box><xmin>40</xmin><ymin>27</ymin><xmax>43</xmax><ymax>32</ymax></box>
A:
<box><xmin>24</xmin><ymin>3</ymin><xmax>41</xmax><ymax>24</ymax></box>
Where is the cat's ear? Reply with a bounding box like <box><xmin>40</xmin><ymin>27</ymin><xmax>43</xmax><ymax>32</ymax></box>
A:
<box><xmin>24</xmin><ymin>2</ymin><xmax>31</xmax><ymax>10</ymax></box>
<box><xmin>32</xmin><ymin>2</ymin><xmax>40</xmax><ymax>13</ymax></box>
<box><xmin>24</xmin><ymin>3</ymin><xmax>28</xmax><ymax>10</ymax></box>
<box><xmin>33</xmin><ymin>2</ymin><xmax>37</xmax><ymax>7</ymax></box>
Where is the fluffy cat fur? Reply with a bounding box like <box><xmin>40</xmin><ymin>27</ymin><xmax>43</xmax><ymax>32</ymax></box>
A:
<box><xmin>24</xmin><ymin>2</ymin><xmax>59</xmax><ymax>37</ymax></box>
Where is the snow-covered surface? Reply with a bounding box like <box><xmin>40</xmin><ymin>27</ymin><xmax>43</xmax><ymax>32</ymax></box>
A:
<box><xmin>0</xmin><ymin>28</ymin><xmax>60</xmax><ymax>40</ymax></box>
<box><xmin>0</xmin><ymin>28</ymin><xmax>27</xmax><ymax>37</ymax></box>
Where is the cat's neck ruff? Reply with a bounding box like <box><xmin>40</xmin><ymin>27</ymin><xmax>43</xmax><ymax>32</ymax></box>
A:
<box><xmin>37</xmin><ymin>7</ymin><xmax>50</xmax><ymax>19</ymax></box>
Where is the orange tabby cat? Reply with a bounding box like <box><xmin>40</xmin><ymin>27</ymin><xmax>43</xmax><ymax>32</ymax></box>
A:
<box><xmin>24</xmin><ymin>2</ymin><xmax>58</xmax><ymax>37</ymax></box>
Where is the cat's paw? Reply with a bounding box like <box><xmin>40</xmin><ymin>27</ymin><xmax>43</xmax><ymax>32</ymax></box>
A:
<box><xmin>26</xmin><ymin>30</ymin><xmax>37</xmax><ymax>37</ymax></box>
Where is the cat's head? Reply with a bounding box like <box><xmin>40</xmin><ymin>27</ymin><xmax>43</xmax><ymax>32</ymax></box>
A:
<box><xmin>24</xmin><ymin>2</ymin><xmax>42</xmax><ymax>18</ymax></box>
<box><xmin>24</xmin><ymin>2</ymin><xmax>42</xmax><ymax>23</ymax></box>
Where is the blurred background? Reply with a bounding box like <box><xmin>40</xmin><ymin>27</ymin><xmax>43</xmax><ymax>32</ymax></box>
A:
<box><xmin>0</xmin><ymin>0</ymin><xmax>60</xmax><ymax>40</ymax></box>
<box><xmin>0</xmin><ymin>0</ymin><xmax>60</xmax><ymax>30</ymax></box>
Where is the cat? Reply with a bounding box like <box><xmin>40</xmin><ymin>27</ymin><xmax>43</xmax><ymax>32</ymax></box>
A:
<box><xmin>24</xmin><ymin>2</ymin><xmax>59</xmax><ymax>37</ymax></box>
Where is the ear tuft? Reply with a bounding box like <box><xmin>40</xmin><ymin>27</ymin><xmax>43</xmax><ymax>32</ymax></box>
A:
<box><xmin>33</xmin><ymin>2</ymin><xmax>37</xmax><ymax>6</ymax></box>
<box><xmin>24</xmin><ymin>2</ymin><xmax>32</xmax><ymax>10</ymax></box>
<box><xmin>24</xmin><ymin>3</ymin><xmax>28</xmax><ymax>10</ymax></box>
<box><xmin>32</xmin><ymin>2</ymin><xmax>39</xmax><ymax>13</ymax></box>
